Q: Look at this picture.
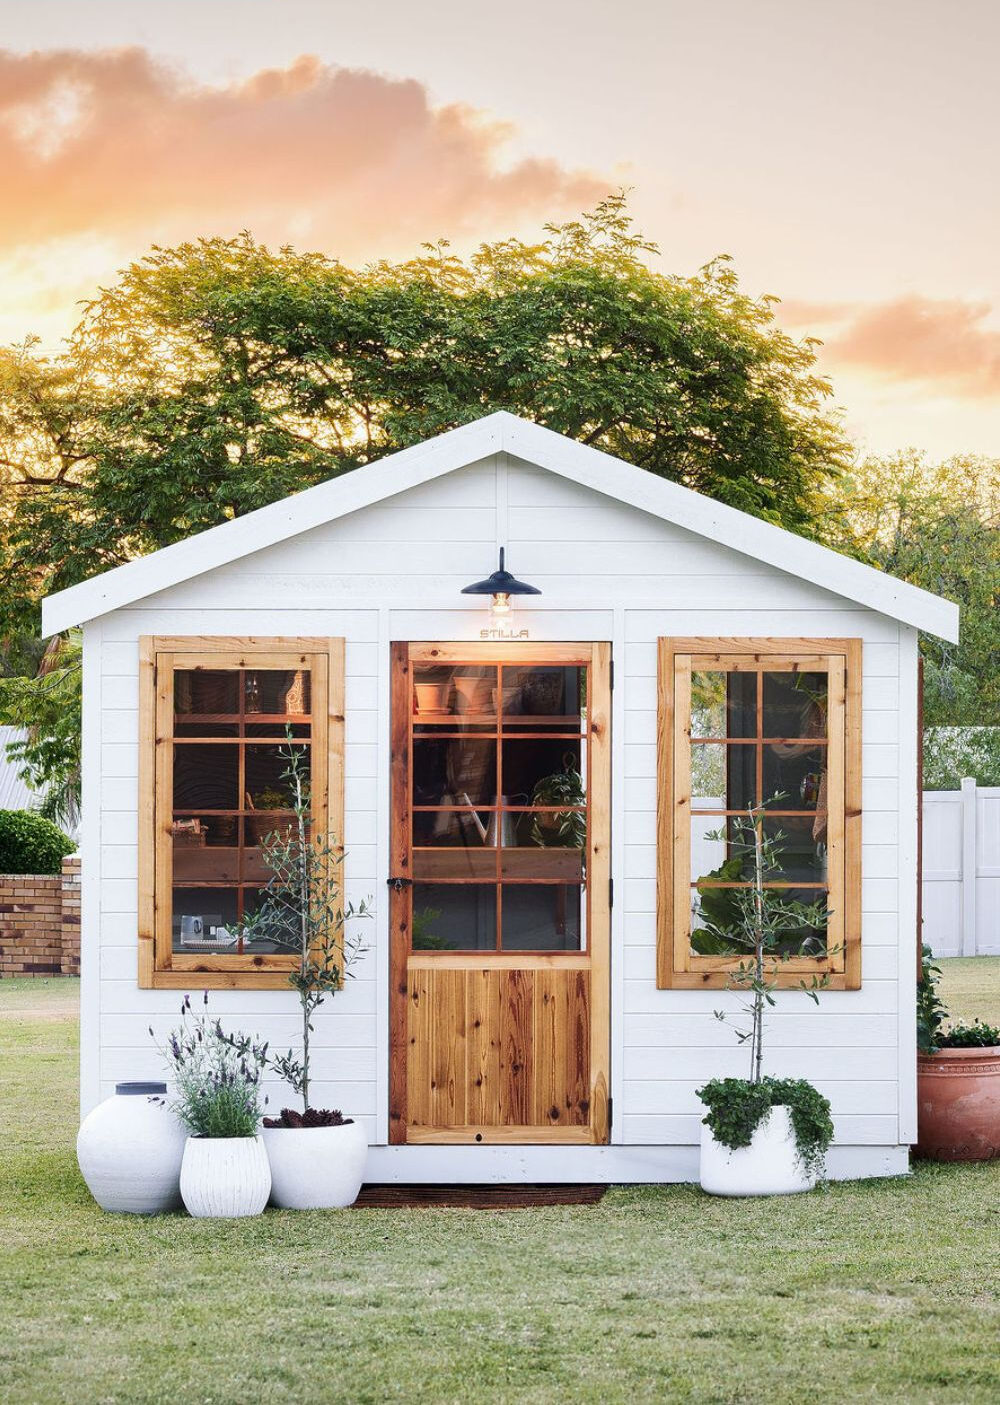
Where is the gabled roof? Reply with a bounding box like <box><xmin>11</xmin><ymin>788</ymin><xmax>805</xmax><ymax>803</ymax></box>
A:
<box><xmin>41</xmin><ymin>411</ymin><xmax>959</xmax><ymax>641</ymax></box>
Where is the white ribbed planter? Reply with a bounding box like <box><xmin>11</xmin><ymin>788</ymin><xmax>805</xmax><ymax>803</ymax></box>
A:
<box><xmin>179</xmin><ymin>1135</ymin><xmax>271</xmax><ymax>1218</ymax></box>
<box><xmin>263</xmin><ymin>1120</ymin><xmax>368</xmax><ymax>1209</ymax></box>
<box><xmin>700</xmin><ymin>1106</ymin><xmax>816</xmax><ymax>1197</ymax></box>
<box><xmin>77</xmin><ymin>1082</ymin><xmax>186</xmax><ymax>1214</ymax></box>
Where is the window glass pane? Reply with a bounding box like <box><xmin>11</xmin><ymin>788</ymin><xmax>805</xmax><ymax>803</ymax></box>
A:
<box><xmin>503</xmin><ymin>738</ymin><xmax>584</xmax><ymax>811</ymax></box>
<box><xmin>245</xmin><ymin>743</ymin><xmax>308</xmax><ymax>812</ymax></box>
<box><xmin>175</xmin><ymin>670</ymin><xmax>239</xmax><ymax>717</ymax></box>
<box><xmin>241</xmin><ymin>887</ymin><xmax>299</xmax><ymax>953</ymax></box>
<box><xmin>762</xmin><ymin>742</ymin><xmax>825</xmax><ymax>812</ymax></box>
<box><xmin>690</xmin><ymin>743</ymin><xmax>756</xmax><ymax>810</ymax></box>
<box><xmin>411</xmin><ymin>883</ymin><xmax>497</xmax><ymax>951</ymax></box>
<box><xmin>173</xmin><ymin>743</ymin><xmax>239</xmax><ymax>811</ymax></box>
<box><xmin>172</xmin><ymin>887</ymin><xmax>239</xmax><ymax>952</ymax></box>
<box><xmin>172</xmin><ymin>824</ymin><xmax>240</xmax><ymax>884</ymax></box>
<box><xmin>689</xmin><ymin>885</ymin><xmax>828</xmax><ymax>958</ymax></box>
<box><xmin>691</xmin><ymin>670</ymin><xmax>755</xmax><ymax>739</ymax></box>
<box><xmin>245</xmin><ymin>669</ymin><xmax>311</xmax><ymax>717</ymax></box>
<box><xmin>763</xmin><ymin>816</ymin><xmax>828</xmax><ymax>884</ymax></box>
<box><xmin>501</xmin><ymin>885</ymin><xmax>582</xmax><ymax>951</ymax></box>
<box><xmin>762</xmin><ymin>670</ymin><xmax>827</xmax><ymax>738</ymax></box>
<box><xmin>413</xmin><ymin>738</ymin><xmax>496</xmax><ymax>807</ymax></box>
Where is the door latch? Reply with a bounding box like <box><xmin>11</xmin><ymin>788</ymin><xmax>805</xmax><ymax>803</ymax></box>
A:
<box><xmin>388</xmin><ymin>876</ymin><xmax>412</xmax><ymax>892</ymax></box>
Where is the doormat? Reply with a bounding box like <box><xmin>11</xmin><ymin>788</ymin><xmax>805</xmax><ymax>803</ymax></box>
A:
<box><xmin>353</xmin><ymin>1184</ymin><xmax>607</xmax><ymax>1209</ymax></box>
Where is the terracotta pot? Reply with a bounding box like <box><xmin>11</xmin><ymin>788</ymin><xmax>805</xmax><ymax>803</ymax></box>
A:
<box><xmin>915</xmin><ymin>1047</ymin><xmax>1000</xmax><ymax>1162</ymax></box>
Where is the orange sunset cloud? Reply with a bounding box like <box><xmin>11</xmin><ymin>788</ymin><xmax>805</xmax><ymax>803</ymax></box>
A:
<box><xmin>0</xmin><ymin>47</ymin><xmax>605</xmax><ymax>256</ymax></box>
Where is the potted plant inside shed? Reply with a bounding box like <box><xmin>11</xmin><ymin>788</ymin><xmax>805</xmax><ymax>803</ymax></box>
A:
<box><xmin>235</xmin><ymin>738</ymin><xmax>371</xmax><ymax>1209</ymax></box>
<box><xmin>915</xmin><ymin>945</ymin><xmax>1000</xmax><ymax>1161</ymax></box>
<box><xmin>155</xmin><ymin>993</ymin><xmax>272</xmax><ymax>1218</ymax></box>
<box><xmin>695</xmin><ymin>798</ymin><xmax>835</xmax><ymax>1195</ymax></box>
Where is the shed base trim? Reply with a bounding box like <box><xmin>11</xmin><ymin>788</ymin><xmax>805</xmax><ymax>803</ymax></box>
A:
<box><xmin>363</xmin><ymin>1144</ymin><xmax>910</xmax><ymax>1184</ymax></box>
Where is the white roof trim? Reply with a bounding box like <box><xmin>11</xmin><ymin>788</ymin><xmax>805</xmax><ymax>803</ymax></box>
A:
<box><xmin>42</xmin><ymin>411</ymin><xmax>959</xmax><ymax>641</ymax></box>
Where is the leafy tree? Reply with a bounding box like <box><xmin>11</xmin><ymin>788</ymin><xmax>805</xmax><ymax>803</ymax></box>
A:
<box><xmin>822</xmin><ymin>452</ymin><xmax>1000</xmax><ymax>728</ymax></box>
<box><xmin>0</xmin><ymin>196</ymin><xmax>849</xmax><ymax>641</ymax></box>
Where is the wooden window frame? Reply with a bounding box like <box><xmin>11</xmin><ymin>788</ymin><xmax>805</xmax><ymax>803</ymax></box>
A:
<box><xmin>138</xmin><ymin>636</ymin><xmax>344</xmax><ymax>990</ymax></box>
<box><xmin>656</xmin><ymin>637</ymin><xmax>862</xmax><ymax>991</ymax></box>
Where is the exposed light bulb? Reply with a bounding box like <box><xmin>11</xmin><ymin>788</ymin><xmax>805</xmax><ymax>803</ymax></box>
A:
<box><xmin>490</xmin><ymin>592</ymin><xmax>511</xmax><ymax>616</ymax></box>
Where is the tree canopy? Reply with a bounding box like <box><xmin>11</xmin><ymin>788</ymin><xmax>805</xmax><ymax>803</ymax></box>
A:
<box><xmin>0</xmin><ymin>196</ymin><xmax>849</xmax><ymax>639</ymax></box>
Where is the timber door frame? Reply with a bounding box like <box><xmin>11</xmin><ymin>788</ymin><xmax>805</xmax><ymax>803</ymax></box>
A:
<box><xmin>388</xmin><ymin>641</ymin><xmax>611</xmax><ymax>1145</ymax></box>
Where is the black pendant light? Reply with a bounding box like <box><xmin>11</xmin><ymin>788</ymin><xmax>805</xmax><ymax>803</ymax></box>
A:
<box><xmin>461</xmin><ymin>548</ymin><xmax>541</xmax><ymax>615</ymax></box>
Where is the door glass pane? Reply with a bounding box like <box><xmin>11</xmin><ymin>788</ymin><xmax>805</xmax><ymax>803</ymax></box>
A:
<box><xmin>503</xmin><ymin>738</ymin><xmax>584</xmax><ymax>811</ymax></box>
<box><xmin>690</xmin><ymin>670</ymin><xmax>755</xmax><ymax>739</ymax></box>
<box><xmin>412</xmin><ymin>808</ymin><xmax>493</xmax><ymax>847</ymax></box>
<box><xmin>501</xmin><ymin>885</ymin><xmax>582</xmax><ymax>951</ymax></box>
<box><xmin>412</xmin><ymin>738</ymin><xmax>497</xmax><ymax>807</ymax></box>
<box><xmin>412</xmin><ymin>664</ymin><xmax>498</xmax><ymax>730</ymax></box>
<box><xmin>501</xmin><ymin>665</ymin><xmax>586</xmax><ymax>731</ymax></box>
<box><xmin>411</xmin><ymin>883</ymin><xmax>497</xmax><ymax>951</ymax></box>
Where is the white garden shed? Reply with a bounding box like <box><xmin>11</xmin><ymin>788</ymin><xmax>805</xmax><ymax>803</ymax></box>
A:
<box><xmin>43</xmin><ymin>411</ymin><xmax>958</xmax><ymax>1183</ymax></box>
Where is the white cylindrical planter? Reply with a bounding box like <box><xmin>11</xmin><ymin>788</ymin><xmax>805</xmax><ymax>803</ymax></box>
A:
<box><xmin>77</xmin><ymin>1082</ymin><xmax>186</xmax><ymax>1214</ymax></box>
<box><xmin>700</xmin><ymin>1106</ymin><xmax>816</xmax><ymax>1197</ymax></box>
<box><xmin>179</xmin><ymin>1135</ymin><xmax>271</xmax><ymax>1218</ymax></box>
<box><xmin>263</xmin><ymin>1120</ymin><xmax>368</xmax><ymax>1209</ymax></box>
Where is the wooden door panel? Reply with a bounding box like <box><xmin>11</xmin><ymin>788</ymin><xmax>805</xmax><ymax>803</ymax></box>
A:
<box><xmin>405</xmin><ymin>967</ymin><xmax>592</xmax><ymax>1136</ymax></box>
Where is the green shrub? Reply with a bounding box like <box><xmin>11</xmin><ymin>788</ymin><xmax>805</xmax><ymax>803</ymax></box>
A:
<box><xmin>697</xmin><ymin>1076</ymin><xmax>834</xmax><ymax>1181</ymax></box>
<box><xmin>0</xmin><ymin>809</ymin><xmax>74</xmax><ymax>875</ymax></box>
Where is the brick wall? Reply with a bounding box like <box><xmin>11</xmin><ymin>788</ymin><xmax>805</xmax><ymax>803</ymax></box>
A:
<box><xmin>0</xmin><ymin>855</ymin><xmax>81</xmax><ymax>977</ymax></box>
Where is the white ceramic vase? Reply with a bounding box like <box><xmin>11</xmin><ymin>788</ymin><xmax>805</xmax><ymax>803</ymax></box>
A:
<box><xmin>262</xmin><ymin>1120</ymin><xmax>368</xmax><ymax>1209</ymax></box>
<box><xmin>699</xmin><ymin>1105</ymin><xmax>817</xmax><ymax>1197</ymax></box>
<box><xmin>179</xmin><ymin>1135</ymin><xmax>271</xmax><ymax>1218</ymax></box>
<box><xmin>77</xmin><ymin>1082</ymin><xmax>186</xmax><ymax>1214</ymax></box>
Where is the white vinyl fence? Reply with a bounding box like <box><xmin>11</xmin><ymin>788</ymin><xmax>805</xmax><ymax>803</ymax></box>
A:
<box><xmin>922</xmin><ymin>780</ymin><xmax>1000</xmax><ymax>957</ymax></box>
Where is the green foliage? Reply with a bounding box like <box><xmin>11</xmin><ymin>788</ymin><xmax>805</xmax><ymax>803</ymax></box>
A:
<box><xmin>917</xmin><ymin>945</ymin><xmax>948</xmax><ymax>1054</ymax></box>
<box><xmin>238</xmin><ymin>736</ymin><xmax>369</xmax><ymax>1110</ymax></box>
<box><xmin>923</xmin><ymin>728</ymin><xmax>1000</xmax><ymax>790</ymax></box>
<box><xmin>0</xmin><ymin>809</ymin><xmax>74</xmax><ymax>875</ymax></box>
<box><xmin>697</xmin><ymin>1075</ymin><xmax>834</xmax><ymax>1180</ymax></box>
<box><xmin>154</xmin><ymin>993</ymin><xmax>268</xmax><ymax>1138</ymax></box>
<box><xmin>824</xmin><ymin>452</ymin><xmax>1000</xmax><ymax>728</ymax></box>
<box><xmin>0</xmin><ymin>632</ymin><xmax>81</xmax><ymax>826</ymax></box>
<box><xmin>0</xmin><ymin>196</ymin><xmax>848</xmax><ymax>647</ymax></box>
<box><xmin>529</xmin><ymin>759</ymin><xmax>587</xmax><ymax>848</ymax></box>
<box><xmin>938</xmin><ymin>1020</ymin><xmax>1000</xmax><ymax>1049</ymax></box>
<box><xmin>411</xmin><ymin>905</ymin><xmax>451</xmax><ymax>951</ymax></box>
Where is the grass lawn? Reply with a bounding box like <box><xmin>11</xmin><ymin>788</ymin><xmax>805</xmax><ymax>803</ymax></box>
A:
<box><xmin>936</xmin><ymin>956</ymin><xmax>1000</xmax><ymax>1025</ymax></box>
<box><xmin>1</xmin><ymin>976</ymin><xmax>998</xmax><ymax>1404</ymax></box>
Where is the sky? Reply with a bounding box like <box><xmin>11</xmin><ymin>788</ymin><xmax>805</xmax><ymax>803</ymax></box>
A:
<box><xmin>1</xmin><ymin>0</ymin><xmax>998</xmax><ymax>459</ymax></box>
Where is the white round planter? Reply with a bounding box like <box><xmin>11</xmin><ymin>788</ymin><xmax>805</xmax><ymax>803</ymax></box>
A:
<box><xmin>700</xmin><ymin>1105</ymin><xmax>817</xmax><ymax>1197</ymax></box>
<box><xmin>263</xmin><ymin>1120</ymin><xmax>368</xmax><ymax>1209</ymax></box>
<box><xmin>179</xmin><ymin>1135</ymin><xmax>271</xmax><ymax>1218</ymax></box>
<box><xmin>77</xmin><ymin>1082</ymin><xmax>186</xmax><ymax>1214</ymax></box>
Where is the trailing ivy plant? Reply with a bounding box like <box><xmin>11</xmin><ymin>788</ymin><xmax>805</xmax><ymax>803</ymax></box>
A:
<box><xmin>233</xmin><ymin>736</ymin><xmax>370</xmax><ymax>1119</ymax></box>
<box><xmin>697</xmin><ymin>1076</ymin><xmax>834</xmax><ymax>1182</ymax></box>
<box><xmin>694</xmin><ymin>797</ymin><xmax>835</xmax><ymax>1178</ymax></box>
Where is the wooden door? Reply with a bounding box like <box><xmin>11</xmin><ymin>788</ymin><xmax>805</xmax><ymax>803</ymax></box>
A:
<box><xmin>389</xmin><ymin>642</ymin><xmax>611</xmax><ymax>1145</ymax></box>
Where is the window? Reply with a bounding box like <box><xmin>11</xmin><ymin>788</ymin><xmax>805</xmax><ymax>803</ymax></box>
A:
<box><xmin>138</xmin><ymin>637</ymin><xmax>343</xmax><ymax>988</ymax></box>
<box><xmin>656</xmin><ymin>638</ymin><xmax>861</xmax><ymax>989</ymax></box>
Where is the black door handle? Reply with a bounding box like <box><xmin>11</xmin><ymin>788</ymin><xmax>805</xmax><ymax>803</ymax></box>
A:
<box><xmin>388</xmin><ymin>876</ymin><xmax>412</xmax><ymax>892</ymax></box>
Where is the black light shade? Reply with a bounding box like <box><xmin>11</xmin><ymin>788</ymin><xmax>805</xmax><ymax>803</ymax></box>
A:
<box><xmin>461</xmin><ymin>548</ymin><xmax>541</xmax><ymax>598</ymax></box>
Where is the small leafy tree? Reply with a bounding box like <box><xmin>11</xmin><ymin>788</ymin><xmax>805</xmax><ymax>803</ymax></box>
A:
<box><xmin>697</xmin><ymin>798</ymin><xmax>831</xmax><ymax>1083</ymax></box>
<box><xmin>238</xmin><ymin>738</ymin><xmax>369</xmax><ymax>1112</ymax></box>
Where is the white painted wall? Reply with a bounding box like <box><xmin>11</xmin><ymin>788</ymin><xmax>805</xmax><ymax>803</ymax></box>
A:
<box><xmin>81</xmin><ymin>450</ymin><xmax>917</xmax><ymax>1177</ymax></box>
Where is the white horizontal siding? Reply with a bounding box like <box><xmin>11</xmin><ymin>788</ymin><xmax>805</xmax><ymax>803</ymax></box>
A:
<box><xmin>81</xmin><ymin>450</ymin><xmax>911</xmax><ymax>1161</ymax></box>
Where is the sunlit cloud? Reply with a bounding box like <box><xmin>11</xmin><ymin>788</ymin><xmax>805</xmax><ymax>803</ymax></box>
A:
<box><xmin>0</xmin><ymin>45</ymin><xmax>606</xmax><ymax>338</ymax></box>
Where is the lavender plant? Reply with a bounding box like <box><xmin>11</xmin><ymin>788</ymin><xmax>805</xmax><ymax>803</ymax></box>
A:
<box><xmin>153</xmin><ymin>993</ymin><xmax>269</xmax><ymax>1138</ymax></box>
<box><xmin>237</xmin><ymin>737</ymin><xmax>369</xmax><ymax>1116</ymax></box>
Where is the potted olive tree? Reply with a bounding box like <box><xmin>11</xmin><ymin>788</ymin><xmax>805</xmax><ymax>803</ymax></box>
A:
<box><xmin>915</xmin><ymin>946</ymin><xmax>1000</xmax><ymax>1161</ymax></box>
<box><xmin>156</xmin><ymin>993</ymin><xmax>272</xmax><ymax>1219</ymax></box>
<box><xmin>235</xmin><ymin>739</ymin><xmax>371</xmax><ymax>1209</ymax></box>
<box><xmin>695</xmin><ymin>800</ymin><xmax>835</xmax><ymax>1195</ymax></box>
